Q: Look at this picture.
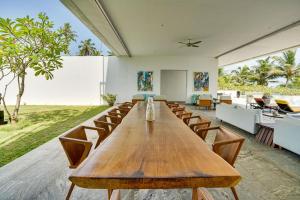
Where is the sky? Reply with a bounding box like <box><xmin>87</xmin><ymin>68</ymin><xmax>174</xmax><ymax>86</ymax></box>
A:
<box><xmin>0</xmin><ymin>0</ymin><xmax>110</xmax><ymax>55</ymax></box>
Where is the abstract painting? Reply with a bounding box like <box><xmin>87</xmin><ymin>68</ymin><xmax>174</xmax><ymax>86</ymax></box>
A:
<box><xmin>137</xmin><ymin>71</ymin><xmax>153</xmax><ymax>91</ymax></box>
<box><xmin>193</xmin><ymin>72</ymin><xmax>209</xmax><ymax>91</ymax></box>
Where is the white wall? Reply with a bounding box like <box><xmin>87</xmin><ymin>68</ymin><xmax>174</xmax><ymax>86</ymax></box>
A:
<box><xmin>105</xmin><ymin>56</ymin><xmax>218</xmax><ymax>103</ymax></box>
<box><xmin>1</xmin><ymin>56</ymin><xmax>103</xmax><ymax>105</ymax></box>
<box><xmin>161</xmin><ymin>70</ymin><xmax>187</xmax><ymax>101</ymax></box>
<box><xmin>1</xmin><ymin>55</ymin><xmax>218</xmax><ymax>105</ymax></box>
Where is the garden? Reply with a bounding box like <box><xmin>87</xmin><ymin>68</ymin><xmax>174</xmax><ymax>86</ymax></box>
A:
<box><xmin>0</xmin><ymin>13</ymin><xmax>110</xmax><ymax>167</ymax></box>
<box><xmin>218</xmin><ymin>50</ymin><xmax>300</xmax><ymax>95</ymax></box>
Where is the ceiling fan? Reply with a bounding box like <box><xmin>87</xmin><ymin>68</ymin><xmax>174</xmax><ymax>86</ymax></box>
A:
<box><xmin>178</xmin><ymin>39</ymin><xmax>202</xmax><ymax>47</ymax></box>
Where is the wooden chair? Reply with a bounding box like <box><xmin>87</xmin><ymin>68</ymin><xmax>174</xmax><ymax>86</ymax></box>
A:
<box><xmin>117</xmin><ymin>106</ymin><xmax>130</xmax><ymax>115</ymax></box>
<box><xmin>94</xmin><ymin>115</ymin><xmax>120</xmax><ymax>136</ymax></box>
<box><xmin>59</xmin><ymin>125</ymin><xmax>108</xmax><ymax>199</ymax></box>
<box><xmin>108</xmin><ymin>108</ymin><xmax>126</xmax><ymax>118</ymax></box>
<box><xmin>176</xmin><ymin>111</ymin><xmax>192</xmax><ymax>119</ymax></box>
<box><xmin>120</xmin><ymin>102</ymin><xmax>134</xmax><ymax>109</ymax></box>
<box><xmin>121</xmin><ymin>102</ymin><xmax>134</xmax><ymax>106</ymax></box>
<box><xmin>167</xmin><ymin>102</ymin><xmax>179</xmax><ymax>109</ymax></box>
<box><xmin>197</xmin><ymin>94</ymin><xmax>213</xmax><ymax>110</ymax></box>
<box><xmin>172</xmin><ymin>106</ymin><xmax>185</xmax><ymax>114</ymax></box>
<box><xmin>198</xmin><ymin>99</ymin><xmax>212</xmax><ymax>110</ymax></box>
<box><xmin>196</xmin><ymin>126</ymin><xmax>245</xmax><ymax>200</ymax></box>
<box><xmin>183</xmin><ymin>115</ymin><xmax>211</xmax><ymax>130</ymax></box>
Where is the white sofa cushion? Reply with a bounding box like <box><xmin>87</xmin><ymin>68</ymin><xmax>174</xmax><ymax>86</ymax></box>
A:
<box><xmin>216</xmin><ymin>103</ymin><xmax>257</xmax><ymax>134</ymax></box>
<box><xmin>274</xmin><ymin>116</ymin><xmax>300</xmax><ymax>155</ymax></box>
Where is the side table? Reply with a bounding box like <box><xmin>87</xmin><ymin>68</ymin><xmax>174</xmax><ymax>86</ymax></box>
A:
<box><xmin>255</xmin><ymin>123</ymin><xmax>275</xmax><ymax>147</ymax></box>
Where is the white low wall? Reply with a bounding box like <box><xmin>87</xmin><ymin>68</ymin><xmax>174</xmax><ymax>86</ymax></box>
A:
<box><xmin>1</xmin><ymin>56</ymin><xmax>103</xmax><ymax>105</ymax></box>
<box><xmin>105</xmin><ymin>56</ymin><xmax>218</xmax><ymax>103</ymax></box>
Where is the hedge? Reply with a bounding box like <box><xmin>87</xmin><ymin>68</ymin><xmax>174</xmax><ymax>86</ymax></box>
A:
<box><xmin>218</xmin><ymin>84</ymin><xmax>300</xmax><ymax>95</ymax></box>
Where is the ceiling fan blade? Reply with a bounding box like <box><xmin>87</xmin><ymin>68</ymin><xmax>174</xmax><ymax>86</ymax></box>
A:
<box><xmin>191</xmin><ymin>41</ymin><xmax>202</xmax><ymax>45</ymax></box>
<box><xmin>191</xmin><ymin>44</ymin><xmax>199</xmax><ymax>47</ymax></box>
<box><xmin>178</xmin><ymin>42</ymin><xmax>187</xmax><ymax>45</ymax></box>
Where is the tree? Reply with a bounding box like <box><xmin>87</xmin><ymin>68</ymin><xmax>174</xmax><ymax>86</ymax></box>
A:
<box><xmin>250</xmin><ymin>57</ymin><xmax>278</xmax><ymax>86</ymax></box>
<box><xmin>230</xmin><ymin>65</ymin><xmax>252</xmax><ymax>86</ymax></box>
<box><xmin>78</xmin><ymin>39</ymin><xmax>101</xmax><ymax>56</ymax></box>
<box><xmin>289</xmin><ymin>76</ymin><xmax>300</xmax><ymax>89</ymax></box>
<box><xmin>273</xmin><ymin>50</ymin><xmax>300</xmax><ymax>87</ymax></box>
<box><xmin>0</xmin><ymin>13</ymin><xmax>76</xmax><ymax>122</ymax></box>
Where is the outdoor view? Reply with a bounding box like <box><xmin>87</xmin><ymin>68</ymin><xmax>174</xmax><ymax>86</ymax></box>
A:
<box><xmin>219</xmin><ymin>49</ymin><xmax>300</xmax><ymax>95</ymax></box>
<box><xmin>0</xmin><ymin>1</ymin><xmax>110</xmax><ymax>166</ymax></box>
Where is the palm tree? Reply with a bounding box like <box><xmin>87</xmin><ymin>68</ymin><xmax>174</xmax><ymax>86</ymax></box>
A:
<box><xmin>231</xmin><ymin>65</ymin><xmax>251</xmax><ymax>86</ymax></box>
<box><xmin>251</xmin><ymin>57</ymin><xmax>278</xmax><ymax>86</ymax></box>
<box><xmin>78</xmin><ymin>39</ymin><xmax>101</xmax><ymax>56</ymax></box>
<box><xmin>273</xmin><ymin>50</ymin><xmax>300</xmax><ymax>87</ymax></box>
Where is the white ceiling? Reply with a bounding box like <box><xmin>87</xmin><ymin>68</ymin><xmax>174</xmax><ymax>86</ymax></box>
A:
<box><xmin>99</xmin><ymin>0</ymin><xmax>300</xmax><ymax>58</ymax></box>
<box><xmin>62</xmin><ymin>0</ymin><xmax>300</xmax><ymax>64</ymax></box>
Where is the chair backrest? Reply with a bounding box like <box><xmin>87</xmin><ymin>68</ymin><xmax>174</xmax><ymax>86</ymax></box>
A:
<box><xmin>194</xmin><ymin>121</ymin><xmax>211</xmax><ymax>140</ymax></box>
<box><xmin>108</xmin><ymin>109</ymin><xmax>126</xmax><ymax>118</ymax></box>
<box><xmin>275</xmin><ymin>99</ymin><xmax>293</xmax><ymax>112</ymax></box>
<box><xmin>172</xmin><ymin>107</ymin><xmax>185</xmax><ymax>114</ymax></box>
<box><xmin>213</xmin><ymin>127</ymin><xmax>245</xmax><ymax>166</ymax></box>
<box><xmin>117</xmin><ymin>106</ymin><xmax>130</xmax><ymax>114</ymax></box>
<box><xmin>121</xmin><ymin>102</ymin><xmax>134</xmax><ymax>107</ymax></box>
<box><xmin>178</xmin><ymin>112</ymin><xmax>192</xmax><ymax>120</ymax></box>
<box><xmin>59</xmin><ymin>126</ymin><xmax>93</xmax><ymax>169</ymax></box>
<box><xmin>94</xmin><ymin>115</ymin><xmax>120</xmax><ymax>134</ymax></box>
<box><xmin>254</xmin><ymin>98</ymin><xmax>265</xmax><ymax>108</ymax></box>
<box><xmin>167</xmin><ymin>103</ymin><xmax>179</xmax><ymax>109</ymax></box>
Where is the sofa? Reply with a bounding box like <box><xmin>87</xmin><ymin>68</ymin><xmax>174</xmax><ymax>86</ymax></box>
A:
<box><xmin>216</xmin><ymin>103</ymin><xmax>257</xmax><ymax>134</ymax></box>
<box><xmin>273</xmin><ymin>115</ymin><xmax>300</xmax><ymax>155</ymax></box>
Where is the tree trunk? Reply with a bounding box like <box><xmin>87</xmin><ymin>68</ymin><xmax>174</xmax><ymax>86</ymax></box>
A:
<box><xmin>1</xmin><ymin>98</ymin><xmax>12</xmax><ymax>123</ymax></box>
<box><xmin>11</xmin><ymin>74</ymin><xmax>25</xmax><ymax>123</ymax></box>
<box><xmin>285</xmin><ymin>78</ymin><xmax>289</xmax><ymax>87</ymax></box>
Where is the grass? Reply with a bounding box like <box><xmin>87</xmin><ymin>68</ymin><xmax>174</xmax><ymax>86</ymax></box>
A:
<box><xmin>0</xmin><ymin>105</ymin><xmax>109</xmax><ymax>167</ymax></box>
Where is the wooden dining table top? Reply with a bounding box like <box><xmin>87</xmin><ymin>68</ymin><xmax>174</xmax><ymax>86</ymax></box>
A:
<box><xmin>69</xmin><ymin>101</ymin><xmax>241</xmax><ymax>189</ymax></box>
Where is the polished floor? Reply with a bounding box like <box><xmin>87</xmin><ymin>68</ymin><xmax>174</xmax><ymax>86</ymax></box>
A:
<box><xmin>0</xmin><ymin>106</ymin><xmax>300</xmax><ymax>200</ymax></box>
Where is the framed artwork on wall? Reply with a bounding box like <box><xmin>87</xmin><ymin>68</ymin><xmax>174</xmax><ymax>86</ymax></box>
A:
<box><xmin>193</xmin><ymin>72</ymin><xmax>209</xmax><ymax>91</ymax></box>
<box><xmin>137</xmin><ymin>71</ymin><xmax>153</xmax><ymax>91</ymax></box>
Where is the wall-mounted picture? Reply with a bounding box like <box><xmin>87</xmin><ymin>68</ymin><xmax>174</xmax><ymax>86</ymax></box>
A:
<box><xmin>137</xmin><ymin>71</ymin><xmax>153</xmax><ymax>91</ymax></box>
<box><xmin>193</xmin><ymin>72</ymin><xmax>209</xmax><ymax>91</ymax></box>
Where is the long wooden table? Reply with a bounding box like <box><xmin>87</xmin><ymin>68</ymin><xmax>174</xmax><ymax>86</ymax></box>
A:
<box><xmin>70</xmin><ymin>102</ymin><xmax>241</xmax><ymax>197</ymax></box>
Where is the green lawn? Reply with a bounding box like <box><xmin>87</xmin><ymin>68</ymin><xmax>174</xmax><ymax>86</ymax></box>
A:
<box><xmin>0</xmin><ymin>105</ymin><xmax>109</xmax><ymax>167</ymax></box>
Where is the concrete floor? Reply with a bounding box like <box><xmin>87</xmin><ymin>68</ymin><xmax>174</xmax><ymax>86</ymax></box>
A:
<box><xmin>0</xmin><ymin>106</ymin><xmax>300</xmax><ymax>200</ymax></box>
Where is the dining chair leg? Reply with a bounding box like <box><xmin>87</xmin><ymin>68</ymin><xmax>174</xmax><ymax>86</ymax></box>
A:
<box><xmin>66</xmin><ymin>183</ymin><xmax>75</xmax><ymax>200</ymax></box>
<box><xmin>230</xmin><ymin>187</ymin><xmax>239</xmax><ymax>200</ymax></box>
<box><xmin>110</xmin><ymin>190</ymin><xmax>121</xmax><ymax>200</ymax></box>
<box><xmin>108</xmin><ymin>189</ymin><xmax>113</xmax><ymax>199</ymax></box>
<box><xmin>192</xmin><ymin>188</ymin><xmax>198</xmax><ymax>200</ymax></box>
